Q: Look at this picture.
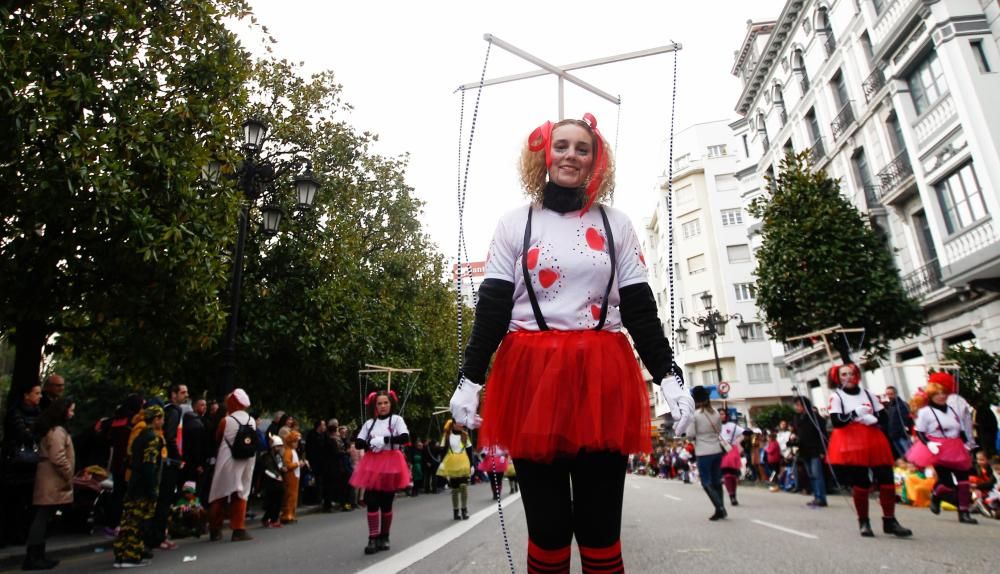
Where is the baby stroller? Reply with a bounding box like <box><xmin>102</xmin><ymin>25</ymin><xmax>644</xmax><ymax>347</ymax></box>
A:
<box><xmin>64</xmin><ymin>465</ymin><xmax>113</xmax><ymax>534</ymax></box>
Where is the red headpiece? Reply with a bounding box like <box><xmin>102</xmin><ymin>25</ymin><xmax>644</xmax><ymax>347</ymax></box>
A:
<box><xmin>927</xmin><ymin>371</ymin><xmax>955</xmax><ymax>394</ymax></box>
<box><xmin>528</xmin><ymin>113</ymin><xmax>609</xmax><ymax>216</ymax></box>
<box><xmin>365</xmin><ymin>390</ymin><xmax>399</xmax><ymax>406</ymax></box>
<box><xmin>829</xmin><ymin>363</ymin><xmax>861</xmax><ymax>387</ymax></box>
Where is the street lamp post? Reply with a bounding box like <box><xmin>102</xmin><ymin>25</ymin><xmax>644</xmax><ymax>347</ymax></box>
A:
<box><xmin>205</xmin><ymin>118</ymin><xmax>321</xmax><ymax>399</ymax></box>
<box><xmin>674</xmin><ymin>292</ymin><xmax>750</xmax><ymax>409</ymax></box>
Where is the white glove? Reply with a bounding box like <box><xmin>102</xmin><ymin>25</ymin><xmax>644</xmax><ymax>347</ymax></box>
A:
<box><xmin>857</xmin><ymin>414</ymin><xmax>879</xmax><ymax>426</ymax></box>
<box><xmin>660</xmin><ymin>374</ymin><xmax>695</xmax><ymax>436</ymax></box>
<box><xmin>450</xmin><ymin>377</ymin><xmax>483</xmax><ymax>429</ymax></box>
<box><xmin>369</xmin><ymin>436</ymin><xmax>385</xmax><ymax>452</ymax></box>
<box><xmin>853</xmin><ymin>405</ymin><xmax>873</xmax><ymax>418</ymax></box>
<box><xmin>927</xmin><ymin>441</ymin><xmax>941</xmax><ymax>455</ymax></box>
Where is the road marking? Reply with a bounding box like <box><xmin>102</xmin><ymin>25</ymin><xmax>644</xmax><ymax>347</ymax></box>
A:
<box><xmin>663</xmin><ymin>494</ymin><xmax>682</xmax><ymax>501</ymax></box>
<box><xmin>355</xmin><ymin>493</ymin><xmax>523</xmax><ymax>574</ymax></box>
<box><xmin>751</xmin><ymin>519</ymin><xmax>818</xmax><ymax>540</ymax></box>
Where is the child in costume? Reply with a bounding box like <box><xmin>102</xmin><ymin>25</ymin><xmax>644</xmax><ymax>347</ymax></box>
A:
<box><xmin>168</xmin><ymin>481</ymin><xmax>207</xmax><ymax>539</ymax></box>
<box><xmin>280</xmin><ymin>430</ymin><xmax>304</xmax><ymax>524</ymax></box>
<box><xmin>478</xmin><ymin>445</ymin><xmax>510</xmax><ymax>501</ymax></box>
<box><xmin>261</xmin><ymin>435</ymin><xmax>285</xmax><ymax>528</ymax></box>
<box><xmin>438</xmin><ymin>419</ymin><xmax>473</xmax><ymax>519</ymax></box>
<box><xmin>350</xmin><ymin>390</ymin><xmax>411</xmax><ymax>555</ymax></box>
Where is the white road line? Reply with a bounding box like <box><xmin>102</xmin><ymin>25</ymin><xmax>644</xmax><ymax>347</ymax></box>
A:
<box><xmin>663</xmin><ymin>494</ymin><xmax>682</xmax><ymax>501</ymax></box>
<box><xmin>355</xmin><ymin>493</ymin><xmax>523</xmax><ymax>574</ymax></box>
<box><xmin>751</xmin><ymin>519</ymin><xmax>818</xmax><ymax>540</ymax></box>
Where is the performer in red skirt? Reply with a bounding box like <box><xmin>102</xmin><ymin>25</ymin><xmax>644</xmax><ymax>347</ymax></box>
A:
<box><xmin>827</xmin><ymin>363</ymin><xmax>912</xmax><ymax>538</ymax></box>
<box><xmin>350</xmin><ymin>391</ymin><xmax>411</xmax><ymax>555</ymax></box>
<box><xmin>450</xmin><ymin>114</ymin><xmax>694</xmax><ymax>573</ymax></box>
<box><xmin>719</xmin><ymin>409</ymin><xmax>745</xmax><ymax>506</ymax></box>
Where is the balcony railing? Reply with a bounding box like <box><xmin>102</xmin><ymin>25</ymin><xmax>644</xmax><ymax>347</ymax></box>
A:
<box><xmin>876</xmin><ymin>150</ymin><xmax>913</xmax><ymax>194</ymax></box>
<box><xmin>830</xmin><ymin>101</ymin><xmax>856</xmax><ymax>140</ymax></box>
<box><xmin>864</xmin><ymin>184</ymin><xmax>883</xmax><ymax>207</ymax></box>
<box><xmin>862</xmin><ymin>65</ymin><xmax>886</xmax><ymax>102</ymax></box>
<box><xmin>779</xmin><ymin>107</ymin><xmax>788</xmax><ymax>126</ymax></box>
<box><xmin>809</xmin><ymin>138</ymin><xmax>826</xmax><ymax>164</ymax></box>
<box><xmin>797</xmin><ymin>73</ymin><xmax>810</xmax><ymax>94</ymax></box>
<box><xmin>901</xmin><ymin>258</ymin><xmax>943</xmax><ymax>299</ymax></box>
<box><xmin>760</xmin><ymin>133</ymin><xmax>770</xmax><ymax>151</ymax></box>
<box><xmin>824</xmin><ymin>32</ymin><xmax>837</xmax><ymax>57</ymax></box>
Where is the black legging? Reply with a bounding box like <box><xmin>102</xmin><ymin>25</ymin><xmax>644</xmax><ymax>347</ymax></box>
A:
<box><xmin>364</xmin><ymin>489</ymin><xmax>395</xmax><ymax>513</ymax></box>
<box><xmin>514</xmin><ymin>451</ymin><xmax>627</xmax><ymax>549</ymax></box>
<box><xmin>933</xmin><ymin>466</ymin><xmax>970</xmax><ymax>487</ymax></box>
<box><xmin>834</xmin><ymin>464</ymin><xmax>893</xmax><ymax>487</ymax></box>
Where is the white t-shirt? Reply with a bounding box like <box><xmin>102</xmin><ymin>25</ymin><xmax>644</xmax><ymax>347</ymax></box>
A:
<box><xmin>720</xmin><ymin>422</ymin><xmax>746</xmax><ymax>445</ymax></box>
<box><xmin>829</xmin><ymin>388</ymin><xmax>884</xmax><ymax>420</ymax></box>
<box><xmin>356</xmin><ymin>415</ymin><xmax>409</xmax><ymax>451</ymax></box>
<box><xmin>445</xmin><ymin>433</ymin><xmax>469</xmax><ymax>454</ymax></box>
<box><xmin>915</xmin><ymin>406</ymin><xmax>963</xmax><ymax>439</ymax></box>
<box><xmin>484</xmin><ymin>203</ymin><xmax>648</xmax><ymax>331</ymax></box>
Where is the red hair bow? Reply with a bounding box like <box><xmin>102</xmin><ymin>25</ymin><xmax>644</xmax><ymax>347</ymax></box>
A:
<box><xmin>527</xmin><ymin>113</ymin><xmax>608</xmax><ymax>215</ymax></box>
<box><xmin>365</xmin><ymin>390</ymin><xmax>398</xmax><ymax>406</ymax></box>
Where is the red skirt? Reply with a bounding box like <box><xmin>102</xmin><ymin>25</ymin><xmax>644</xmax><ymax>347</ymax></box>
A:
<box><xmin>477</xmin><ymin>455</ymin><xmax>509</xmax><ymax>474</ymax></box>
<box><xmin>827</xmin><ymin>423</ymin><xmax>894</xmax><ymax>467</ymax></box>
<box><xmin>905</xmin><ymin>437</ymin><xmax>971</xmax><ymax>470</ymax></box>
<box><xmin>721</xmin><ymin>446</ymin><xmax>742</xmax><ymax>470</ymax></box>
<box><xmin>478</xmin><ymin>330</ymin><xmax>652</xmax><ymax>462</ymax></box>
<box><xmin>349</xmin><ymin>450</ymin><xmax>411</xmax><ymax>492</ymax></box>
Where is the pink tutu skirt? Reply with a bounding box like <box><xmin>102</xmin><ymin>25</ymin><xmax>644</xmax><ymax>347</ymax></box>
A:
<box><xmin>349</xmin><ymin>450</ymin><xmax>411</xmax><ymax>492</ymax></box>
<box><xmin>477</xmin><ymin>455</ymin><xmax>509</xmax><ymax>474</ymax></box>
<box><xmin>827</xmin><ymin>423</ymin><xmax>894</xmax><ymax>467</ymax></box>
<box><xmin>905</xmin><ymin>437</ymin><xmax>971</xmax><ymax>470</ymax></box>
<box><xmin>720</xmin><ymin>446</ymin><xmax>742</xmax><ymax>470</ymax></box>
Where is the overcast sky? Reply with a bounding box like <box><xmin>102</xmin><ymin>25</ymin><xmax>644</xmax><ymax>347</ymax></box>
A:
<box><xmin>240</xmin><ymin>1</ymin><xmax>787</xmax><ymax>263</ymax></box>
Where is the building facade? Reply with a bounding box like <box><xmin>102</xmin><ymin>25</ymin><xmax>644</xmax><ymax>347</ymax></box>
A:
<box><xmin>730</xmin><ymin>0</ymin><xmax>1000</xmax><ymax>410</ymax></box>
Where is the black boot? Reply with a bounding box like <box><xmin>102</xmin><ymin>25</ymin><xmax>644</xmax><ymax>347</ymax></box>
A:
<box><xmin>376</xmin><ymin>535</ymin><xmax>390</xmax><ymax>551</ymax></box>
<box><xmin>461</xmin><ymin>507</ymin><xmax>469</xmax><ymax>520</ymax></box>
<box><xmin>929</xmin><ymin>491</ymin><xmax>941</xmax><ymax>515</ymax></box>
<box><xmin>958</xmin><ymin>511</ymin><xmax>978</xmax><ymax>525</ymax></box>
<box><xmin>364</xmin><ymin>537</ymin><xmax>379</xmax><ymax>555</ymax></box>
<box><xmin>22</xmin><ymin>544</ymin><xmax>57</xmax><ymax>571</ymax></box>
<box><xmin>703</xmin><ymin>486</ymin><xmax>727</xmax><ymax>521</ymax></box>
<box><xmin>730</xmin><ymin>494</ymin><xmax>739</xmax><ymax>506</ymax></box>
<box><xmin>453</xmin><ymin>508</ymin><xmax>461</xmax><ymax>521</ymax></box>
<box><xmin>859</xmin><ymin>519</ymin><xmax>874</xmax><ymax>537</ymax></box>
<box><xmin>882</xmin><ymin>517</ymin><xmax>912</xmax><ymax>537</ymax></box>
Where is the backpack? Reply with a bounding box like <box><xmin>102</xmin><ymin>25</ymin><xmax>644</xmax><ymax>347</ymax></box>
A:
<box><xmin>226</xmin><ymin>415</ymin><xmax>258</xmax><ymax>460</ymax></box>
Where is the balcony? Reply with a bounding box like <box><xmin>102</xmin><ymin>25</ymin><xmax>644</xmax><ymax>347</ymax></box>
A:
<box><xmin>864</xmin><ymin>184</ymin><xmax>883</xmax><ymax>207</ymax></box>
<box><xmin>872</xmin><ymin>0</ymin><xmax>917</xmax><ymax>46</ymax></box>
<box><xmin>823</xmin><ymin>32</ymin><xmax>837</xmax><ymax>57</ymax></box>
<box><xmin>862</xmin><ymin>66</ymin><xmax>886</xmax><ymax>103</ymax></box>
<box><xmin>876</xmin><ymin>150</ymin><xmax>913</xmax><ymax>195</ymax></box>
<box><xmin>913</xmin><ymin>92</ymin><xmax>956</xmax><ymax>150</ymax></box>
<box><xmin>830</xmin><ymin>101</ymin><xmax>855</xmax><ymax>140</ymax></box>
<box><xmin>901</xmin><ymin>258</ymin><xmax>943</xmax><ymax>300</ymax></box>
<box><xmin>808</xmin><ymin>138</ymin><xmax>826</xmax><ymax>165</ymax></box>
<box><xmin>797</xmin><ymin>73</ymin><xmax>810</xmax><ymax>95</ymax></box>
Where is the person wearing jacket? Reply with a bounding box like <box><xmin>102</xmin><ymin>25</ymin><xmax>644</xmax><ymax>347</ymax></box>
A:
<box><xmin>884</xmin><ymin>386</ymin><xmax>914</xmax><ymax>460</ymax></box>
<box><xmin>691</xmin><ymin>386</ymin><xmax>727</xmax><ymax>521</ymax></box>
<box><xmin>718</xmin><ymin>409</ymin><xmax>745</xmax><ymax>507</ymax></box>
<box><xmin>2</xmin><ymin>384</ymin><xmax>43</xmax><ymax>547</ymax></box>
<box><xmin>22</xmin><ymin>398</ymin><xmax>76</xmax><ymax>570</ymax></box>
<box><xmin>207</xmin><ymin>389</ymin><xmax>256</xmax><ymax>543</ymax></box>
<box><xmin>150</xmin><ymin>384</ymin><xmax>187</xmax><ymax>551</ymax></box>
<box><xmin>113</xmin><ymin>405</ymin><xmax>165</xmax><ymax>568</ymax></box>
<box><xmin>792</xmin><ymin>396</ymin><xmax>828</xmax><ymax>508</ymax></box>
<box><xmin>103</xmin><ymin>394</ymin><xmax>144</xmax><ymax>537</ymax></box>
<box><xmin>260</xmin><ymin>435</ymin><xmax>285</xmax><ymax>528</ymax></box>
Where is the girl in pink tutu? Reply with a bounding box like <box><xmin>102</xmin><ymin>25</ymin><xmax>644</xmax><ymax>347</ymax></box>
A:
<box><xmin>350</xmin><ymin>390</ymin><xmax>411</xmax><ymax>555</ymax></box>
<box><xmin>827</xmin><ymin>363</ymin><xmax>912</xmax><ymax>538</ymax></box>
<box><xmin>478</xmin><ymin>446</ymin><xmax>510</xmax><ymax>501</ymax></box>
<box><xmin>719</xmin><ymin>409</ymin><xmax>745</xmax><ymax>506</ymax></box>
<box><xmin>907</xmin><ymin>377</ymin><xmax>977</xmax><ymax>524</ymax></box>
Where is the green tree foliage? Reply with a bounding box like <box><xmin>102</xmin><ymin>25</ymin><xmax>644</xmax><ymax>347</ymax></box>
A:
<box><xmin>751</xmin><ymin>403</ymin><xmax>796</xmax><ymax>432</ymax></box>
<box><xmin>942</xmin><ymin>346</ymin><xmax>1000</xmax><ymax>410</ymax></box>
<box><xmin>747</xmin><ymin>152</ymin><xmax>923</xmax><ymax>362</ymax></box>
<box><xmin>0</xmin><ymin>0</ymin><xmax>255</xmax><ymax>400</ymax></box>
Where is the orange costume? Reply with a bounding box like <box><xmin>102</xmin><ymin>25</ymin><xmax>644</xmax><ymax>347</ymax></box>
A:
<box><xmin>281</xmin><ymin>430</ymin><xmax>302</xmax><ymax>523</ymax></box>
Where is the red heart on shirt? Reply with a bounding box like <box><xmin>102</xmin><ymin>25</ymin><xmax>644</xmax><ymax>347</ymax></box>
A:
<box><xmin>586</xmin><ymin>227</ymin><xmax>605</xmax><ymax>251</ymax></box>
<box><xmin>526</xmin><ymin>248</ymin><xmax>539</xmax><ymax>270</ymax></box>
<box><xmin>591</xmin><ymin>304</ymin><xmax>601</xmax><ymax>321</ymax></box>
<box><xmin>639</xmin><ymin>252</ymin><xmax>646</xmax><ymax>265</ymax></box>
<box><xmin>539</xmin><ymin>268</ymin><xmax>559</xmax><ymax>288</ymax></box>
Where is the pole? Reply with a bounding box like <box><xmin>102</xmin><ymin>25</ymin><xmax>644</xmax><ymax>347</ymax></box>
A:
<box><xmin>219</xmin><ymin>203</ymin><xmax>250</xmax><ymax>400</ymax></box>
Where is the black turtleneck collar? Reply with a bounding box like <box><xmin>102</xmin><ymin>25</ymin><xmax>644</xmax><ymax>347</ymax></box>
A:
<box><xmin>377</xmin><ymin>413</ymin><xmax>392</xmax><ymax>420</ymax></box>
<box><xmin>543</xmin><ymin>181</ymin><xmax>585</xmax><ymax>213</ymax></box>
<box><xmin>930</xmin><ymin>402</ymin><xmax>948</xmax><ymax>413</ymax></box>
<box><xmin>841</xmin><ymin>385</ymin><xmax>861</xmax><ymax>395</ymax></box>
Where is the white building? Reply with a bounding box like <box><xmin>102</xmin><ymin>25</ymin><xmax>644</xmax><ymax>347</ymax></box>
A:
<box><xmin>730</xmin><ymin>0</ymin><xmax>1000</xmax><ymax>410</ymax></box>
<box><xmin>642</xmin><ymin>120</ymin><xmax>795</xmax><ymax>427</ymax></box>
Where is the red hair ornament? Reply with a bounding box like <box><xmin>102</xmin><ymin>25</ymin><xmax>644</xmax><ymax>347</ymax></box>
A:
<box><xmin>528</xmin><ymin>113</ymin><xmax>609</xmax><ymax>216</ymax></box>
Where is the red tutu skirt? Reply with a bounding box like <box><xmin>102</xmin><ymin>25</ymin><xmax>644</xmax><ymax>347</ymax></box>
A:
<box><xmin>721</xmin><ymin>446</ymin><xmax>742</xmax><ymax>470</ymax></box>
<box><xmin>905</xmin><ymin>437</ymin><xmax>971</xmax><ymax>470</ymax></box>
<box><xmin>827</xmin><ymin>423</ymin><xmax>894</xmax><ymax>467</ymax></box>
<box><xmin>477</xmin><ymin>455</ymin><xmax>509</xmax><ymax>474</ymax></box>
<box><xmin>478</xmin><ymin>330</ymin><xmax>652</xmax><ymax>462</ymax></box>
<box><xmin>349</xmin><ymin>450</ymin><xmax>411</xmax><ymax>492</ymax></box>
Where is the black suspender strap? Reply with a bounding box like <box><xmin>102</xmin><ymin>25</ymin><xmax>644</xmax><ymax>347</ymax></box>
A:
<box><xmin>521</xmin><ymin>204</ymin><xmax>617</xmax><ymax>332</ymax></box>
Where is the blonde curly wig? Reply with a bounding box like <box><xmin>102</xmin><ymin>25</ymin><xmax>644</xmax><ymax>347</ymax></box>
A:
<box><xmin>518</xmin><ymin>119</ymin><xmax>616</xmax><ymax>205</ymax></box>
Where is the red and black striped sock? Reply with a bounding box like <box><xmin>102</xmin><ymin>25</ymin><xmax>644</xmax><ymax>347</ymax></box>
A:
<box><xmin>367</xmin><ymin>512</ymin><xmax>380</xmax><ymax>538</ymax></box>
<box><xmin>957</xmin><ymin>481</ymin><xmax>971</xmax><ymax>512</ymax></box>
<box><xmin>527</xmin><ymin>539</ymin><xmax>570</xmax><ymax>574</ymax></box>
<box><xmin>579</xmin><ymin>540</ymin><xmax>624</xmax><ymax>574</ymax></box>
<box><xmin>380</xmin><ymin>511</ymin><xmax>393</xmax><ymax>537</ymax></box>
<box><xmin>878</xmin><ymin>484</ymin><xmax>895</xmax><ymax>518</ymax></box>
<box><xmin>852</xmin><ymin>486</ymin><xmax>870</xmax><ymax>520</ymax></box>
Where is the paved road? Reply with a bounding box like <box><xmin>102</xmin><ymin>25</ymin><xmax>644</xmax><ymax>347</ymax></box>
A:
<box><xmin>13</xmin><ymin>476</ymin><xmax>997</xmax><ymax>573</ymax></box>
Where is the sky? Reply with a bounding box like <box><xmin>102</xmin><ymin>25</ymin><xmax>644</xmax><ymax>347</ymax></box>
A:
<box><xmin>240</xmin><ymin>0</ymin><xmax>788</xmax><ymax>264</ymax></box>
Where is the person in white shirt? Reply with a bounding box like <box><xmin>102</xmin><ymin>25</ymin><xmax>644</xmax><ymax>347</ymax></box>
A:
<box><xmin>719</xmin><ymin>409</ymin><xmax>745</xmax><ymax>506</ymax></box>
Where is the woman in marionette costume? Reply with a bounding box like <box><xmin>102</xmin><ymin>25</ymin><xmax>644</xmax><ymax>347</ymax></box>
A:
<box><xmin>350</xmin><ymin>390</ymin><xmax>411</xmax><ymax>555</ymax></box>
<box><xmin>906</xmin><ymin>374</ymin><xmax>978</xmax><ymax>524</ymax></box>
<box><xmin>478</xmin><ymin>445</ymin><xmax>511</xmax><ymax>501</ymax></box>
<box><xmin>449</xmin><ymin>114</ymin><xmax>695</xmax><ymax>573</ymax></box>
<box><xmin>827</xmin><ymin>363</ymin><xmax>912</xmax><ymax>538</ymax></box>
<box><xmin>718</xmin><ymin>408</ymin><xmax>746</xmax><ymax>507</ymax></box>
<box><xmin>438</xmin><ymin>419</ymin><xmax>473</xmax><ymax>519</ymax></box>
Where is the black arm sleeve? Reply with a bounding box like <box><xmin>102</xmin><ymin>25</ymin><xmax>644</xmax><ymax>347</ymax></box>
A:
<box><xmin>830</xmin><ymin>413</ymin><xmax>854</xmax><ymax>428</ymax></box>
<box><xmin>461</xmin><ymin>279</ymin><xmax>515</xmax><ymax>384</ymax></box>
<box><xmin>354</xmin><ymin>439</ymin><xmax>367</xmax><ymax>451</ymax></box>
<box><xmin>915</xmin><ymin>431</ymin><xmax>929</xmax><ymax>445</ymax></box>
<box><xmin>877</xmin><ymin>409</ymin><xmax>889</xmax><ymax>437</ymax></box>
<box><xmin>390</xmin><ymin>433</ymin><xmax>410</xmax><ymax>445</ymax></box>
<box><xmin>619</xmin><ymin>282</ymin><xmax>673</xmax><ymax>383</ymax></box>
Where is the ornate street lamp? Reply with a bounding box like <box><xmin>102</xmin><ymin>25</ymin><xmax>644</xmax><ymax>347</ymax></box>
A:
<box><xmin>294</xmin><ymin>163</ymin><xmax>320</xmax><ymax>209</ymax></box>
<box><xmin>677</xmin><ymin>291</ymin><xmax>750</xmax><ymax>394</ymax></box>
<box><xmin>242</xmin><ymin>117</ymin><xmax>267</xmax><ymax>152</ymax></box>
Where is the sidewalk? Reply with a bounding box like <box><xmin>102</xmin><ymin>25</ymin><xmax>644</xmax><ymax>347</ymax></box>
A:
<box><xmin>0</xmin><ymin>502</ymin><xmax>325</xmax><ymax>569</ymax></box>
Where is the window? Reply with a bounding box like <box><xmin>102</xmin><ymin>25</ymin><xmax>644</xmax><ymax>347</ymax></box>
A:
<box><xmin>851</xmin><ymin>148</ymin><xmax>874</xmax><ymax>190</ymax></box>
<box><xmin>727</xmin><ymin>244</ymin><xmax>751</xmax><ymax>263</ymax></box>
<box><xmin>734</xmin><ymin>282</ymin><xmax>756</xmax><ymax>301</ymax></box>
<box><xmin>747</xmin><ymin>363</ymin><xmax>771</xmax><ymax>384</ymax></box>
<box><xmin>971</xmin><ymin>40</ymin><xmax>991</xmax><ymax>73</ymax></box>
<box><xmin>936</xmin><ymin>162</ymin><xmax>988</xmax><ymax>234</ymax></box>
<box><xmin>908</xmin><ymin>51</ymin><xmax>947</xmax><ymax>115</ymax></box>
<box><xmin>806</xmin><ymin>108</ymin><xmax>821</xmax><ymax>142</ymax></box>
<box><xmin>707</xmin><ymin>144</ymin><xmax>728</xmax><ymax>158</ymax></box>
<box><xmin>702</xmin><ymin>370</ymin><xmax>721</xmax><ymax>386</ymax></box>
<box><xmin>720</xmin><ymin>208</ymin><xmax>743</xmax><ymax>226</ymax></box>
<box><xmin>681</xmin><ymin>218</ymin><xmax>701</xmax><ymax>239</ymax></box>
<box><xmin>676</xmin><ymin>185</ymin><xmax>695</xmax><ymax>205</ymax></box>
<box><xmin>831</xmin><ymin>70</ymin><xmax>849</xmax><ymax>109</ymax></box>
<box><xmin>744</xmin><ymin>322</ymin><xmax>766</xmax><ymax>341</ymax></box>
<box><xmin>872</xmin><ymin>0</ymin><xmax>886</xmax><ymax>15</ymax></box>
<box><xmin>886</xmin><ymin>112</ymin><xmax>906</xmax><ymax>154</ymax></box>
<box><xmin>687</xmin><ymin>254</ymin><xmax>706</xmax><ymax>275</ymax></box>
<box><xmin>741</xmin><ymin>134</ymin><xmax>750</xmax><ymax>157</ymax></box>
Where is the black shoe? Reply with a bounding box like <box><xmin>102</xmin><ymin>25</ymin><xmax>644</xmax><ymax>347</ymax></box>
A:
<box><xmin>364</xmin><ymin>537</ymin><xmax>379</xmax><ymax>555</ymax></box>
<box><xmin>958</xmin><ymin>511</ymin><xmax>978</xmax><ymax>525</ymax></box>
<box><xmin>930</xmin><ymin>492</ymin><xmax>941</xmax><ymax>515</ymax></box>
<box><xmin>22</xmin><ymin>544</ymin><xmax>58</xmax><ymax>571</ymax></box>
<box><xmin>709</xmin><ymin>508</ymin><xmax>728</xmax><ymax>521</ymax></box>
<box><xmin>376</xmin><ymin>535</ymin><xmax>390</xmax><ymax>551</ymax></box>
<box><xmin>730</xmin><ymin>495</ymin><xmax>739</xmax><ymax>506</ymax></box>
<box><xmin>859</xmin><ymin>519</ymin><xmax>874</xmax><ymax>537</ymax></box>
<box><xmin>461</xmin><ymin>507</ymin><xmax>469</xmax><ymax>520</ymax></box>
<box><xmin>882</xmin><ymin>517</ymin><xmax>912</xmax><ymax>537</ymax></box>
<box><xmin>453</xmin><ymin>508</ymin><xmax>461</xmax><ymax>521</ymax></box>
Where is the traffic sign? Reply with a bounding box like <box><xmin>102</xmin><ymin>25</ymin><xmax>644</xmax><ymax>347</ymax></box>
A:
<box><xmin>718</xmin><ymin>382</ymin><xmax>731</xmax><ymax>394</ymax></box>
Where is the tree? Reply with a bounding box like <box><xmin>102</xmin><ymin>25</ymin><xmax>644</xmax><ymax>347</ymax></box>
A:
<box><xmin>0</xmin><ymin>1</ymin><xmax>255</xmax><ymax>401</ymax></box>
<box><xmin>751</xmin><ymin>403</ymin><xmax>796</xmax><ymax>432</ymax></box>
<box><xmin>747</xmin><ymin>151</ymin><xmax>923</xmax><ymax>363</ymax></box>
<box><xmin>942</xmin><ymin>346</ymin><xmax>1000</xmax><ymax>410</ymax></box>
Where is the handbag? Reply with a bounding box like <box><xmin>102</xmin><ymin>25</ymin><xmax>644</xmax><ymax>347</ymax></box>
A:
<box><xmin>8</xmin><ymin>442</ymin><xmax>40</xmax><ymax>473</ymax></box>
<box><xmin>707</xmin><ymin>415</ymin><xmax>732</xmax><ymax>453</ymax></box>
